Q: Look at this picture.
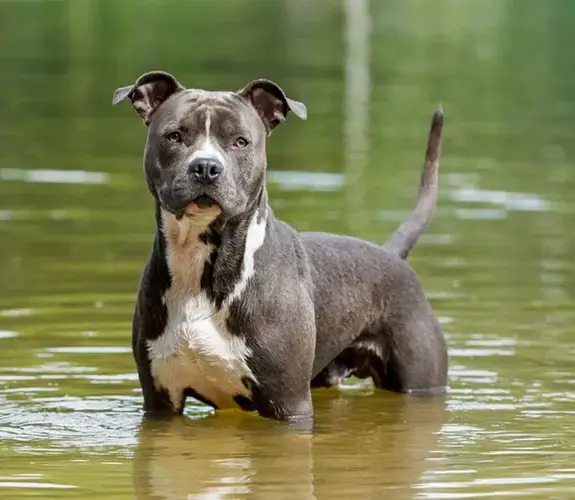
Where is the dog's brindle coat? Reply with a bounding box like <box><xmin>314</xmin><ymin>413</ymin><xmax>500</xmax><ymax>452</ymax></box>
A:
<box><xmin>113</xmin><ymin>71</ymin><xmax>447</xmax><ymax>421</ymax></box>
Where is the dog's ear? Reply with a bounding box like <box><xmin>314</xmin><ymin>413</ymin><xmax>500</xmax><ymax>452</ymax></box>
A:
<box><xmin>112</xmin><ymin>71</ymin><xmax>184</xmax><ymax>125</ymax></box>
<box><xmin>238</xmin><ymin>79</ymin><xmax>307</xmax><ymax>133</ymax></box>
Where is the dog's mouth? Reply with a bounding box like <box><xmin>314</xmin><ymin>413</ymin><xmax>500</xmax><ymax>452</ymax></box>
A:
<box><xmin>192</xmin><ymin>195</ymin><xmax>217</xmax><ymax>209</ymax></box>
<box><xmin>161</xmin><ymin>193</ymin><xmax>223</xmax><ymax>222</ymax></box>
<box><xmin>184</xmin><ymin>195</ymin><xmax>222</xmax><ymax>218</ymax></box>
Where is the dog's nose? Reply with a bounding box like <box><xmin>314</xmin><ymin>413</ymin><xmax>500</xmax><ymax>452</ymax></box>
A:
<box><xmin>188</xmin><ymin>157</ymin><xmax>223</xmax><ymax>184</ymax></box>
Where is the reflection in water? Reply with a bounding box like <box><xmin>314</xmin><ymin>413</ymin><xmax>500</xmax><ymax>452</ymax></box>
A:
<box><xmin>343</xmin><ymin>0</ymin><xmax>371</xmax><ymax>237</ymax></box>
<box><xmin>133</xmin><ymin>395</ymin><xmax>446</xmax><ymax>500</ymax></box>
<box><xmin>0</xmin><ymin>168</ymin><xmax>108</xmax><ymax>185</ymax></box>
<box><xmin>134</xmin><ymin>416</ymin><xmax>314</xmax><ymax>500</ymax></box>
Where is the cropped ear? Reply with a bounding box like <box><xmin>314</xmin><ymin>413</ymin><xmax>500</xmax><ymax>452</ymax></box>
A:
<box><xmin>238</xmin><ymin>79</ymin><xmax>307</xmax><ymax>133</ymax></box>
<box><xmin>112</xmin><ymin>71</ymin><xmax>184</xmax><ymax>125</ymax></box>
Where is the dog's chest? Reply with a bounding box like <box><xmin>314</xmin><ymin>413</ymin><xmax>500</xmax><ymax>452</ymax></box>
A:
<box><xmin>147</xmin><ymin>220</ymin><xmax>254</xmax><ymax>410</ymax></box>
<box><xmin>148</xmin><ymin>290</ymin><xmax>253</xmax><ymax>409</ymax></box>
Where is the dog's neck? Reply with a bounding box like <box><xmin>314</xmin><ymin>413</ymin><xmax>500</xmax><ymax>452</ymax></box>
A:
<box><xmin>155</xmin><ymin>188</ymin><xmax>269</xmax><ymax>307</ymax></box>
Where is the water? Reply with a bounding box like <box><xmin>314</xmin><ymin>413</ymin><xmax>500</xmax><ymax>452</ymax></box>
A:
<box><xmin>1</xmin><ymin>0</ymin><xmax>575</xmax><ymax>498</ymax></box>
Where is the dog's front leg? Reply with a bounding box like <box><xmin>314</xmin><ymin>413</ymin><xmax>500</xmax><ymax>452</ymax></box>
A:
<box><xmin>132</xmin><ymin>267</ymin><xmax>182</xmax><ymax>418</ymax></box>
<box><xmin>247</xmin><ymin>313</ymin><xmax>316</xmax><ymax>423</ymax></box>
<box><xmin>133</xmin><ymin>336</ymin><xmax>179</xmax><ymax>418</ymax></box>
<box><xmin>251</xmin><ymin>381</ymin><xmax>314</xmax><ymax>424</ymax></box>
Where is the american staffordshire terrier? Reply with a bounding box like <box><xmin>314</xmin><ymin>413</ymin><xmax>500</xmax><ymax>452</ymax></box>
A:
<box><xmin>113</xmin><ymin>70</ymin><xmax>447</xmax><ymax>421</ymax></box>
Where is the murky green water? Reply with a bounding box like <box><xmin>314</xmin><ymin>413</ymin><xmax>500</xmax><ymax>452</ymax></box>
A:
<box><xmin>2</xmin><ymin>0</ymin><xmax>575</xmax><ymax>498</ymax></box>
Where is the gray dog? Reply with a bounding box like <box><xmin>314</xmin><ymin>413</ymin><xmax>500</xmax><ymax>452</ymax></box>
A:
<box><xmin>113</xmin><ymin>71</ymin><xmax>447</xmax><ymax>422</ymax></box>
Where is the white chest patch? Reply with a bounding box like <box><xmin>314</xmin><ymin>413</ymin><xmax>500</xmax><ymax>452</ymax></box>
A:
<box><xmin>147</xmin><ymin>207</ymin><xmax>267</xmax><ymax>411</ymax></box>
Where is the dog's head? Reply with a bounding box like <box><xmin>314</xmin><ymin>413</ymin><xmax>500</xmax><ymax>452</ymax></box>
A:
<box><xmin>112</xmin><ymin>71</ymin><xmax>306</xmax><ymax>221</ymax></box>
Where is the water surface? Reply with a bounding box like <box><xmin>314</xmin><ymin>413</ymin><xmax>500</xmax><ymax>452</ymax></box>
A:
<box><xmin>1</xmin><ymin>0</ymin><xmax>575</xmax><ymax>498</ymax></box>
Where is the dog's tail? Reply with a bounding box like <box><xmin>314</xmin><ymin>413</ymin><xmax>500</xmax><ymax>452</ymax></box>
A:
<box><xmin>383</xmin><ymin>107</ymin><xmax>443</xmax><ymax>259</ymax></box>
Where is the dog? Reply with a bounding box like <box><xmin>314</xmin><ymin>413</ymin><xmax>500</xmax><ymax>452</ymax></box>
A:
<box><xmin>112</xmin><ymin>70</ymin><xmax>447</xmax><ymax>422</ymax></box>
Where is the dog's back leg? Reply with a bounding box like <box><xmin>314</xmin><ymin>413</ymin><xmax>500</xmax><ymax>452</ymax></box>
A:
<box><xmin>312</xmin><ymin>314</ymin><xmax>446</xmax><ymax>393</ymax></box>
<box><xmin>311</xmin><ymin>108</ymin><xmax>444</xmax><ymax>390</ymax></box>
<box><xmin>368</xmin><ymin>265</ymin><xmax>448</xmax><ymax>393</ymax></box>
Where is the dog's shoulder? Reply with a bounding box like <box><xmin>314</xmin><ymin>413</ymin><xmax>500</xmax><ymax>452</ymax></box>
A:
<box><xmin>255</xmin><ymin>214</ymin><xmax>311</xmax><ymax>273</ymax></box>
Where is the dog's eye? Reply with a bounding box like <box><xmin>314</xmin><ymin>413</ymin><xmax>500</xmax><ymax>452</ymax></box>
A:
<box><xmin>232</xmin><ymin>137</ymin><xmax>249</xmax><ymax>149</ymax></box>
<box><xmin>166</xmin><ymin>132</ymin><xmax>182</xmax><ymax>143</ymax></box>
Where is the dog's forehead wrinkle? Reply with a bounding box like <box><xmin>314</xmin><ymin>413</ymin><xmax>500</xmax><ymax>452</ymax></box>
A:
<box><xmin>212</xmin><ymin>108</ymin><xmax>250</xmax><ymax>136</ymax></box>
<box><xmin>156</xmin><ymin>90</ymin><xmax>255</xmax><ymax>139</ymax></box>
<box><xmin>188</xmin><ymin>106</ymin><xmax>248</xmax><ymax>142</ymax></box>
<box><xmin>180</xmin><ymin>89</ymin><xmax>237</xmax><ymax>108</ymax></box>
